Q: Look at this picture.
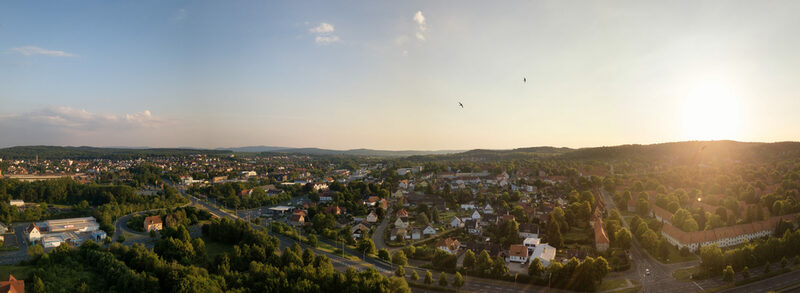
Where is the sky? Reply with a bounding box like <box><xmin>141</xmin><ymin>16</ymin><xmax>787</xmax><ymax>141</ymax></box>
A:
<box><xmin>1</xmin><ymin>0</ymin><xmax>799</xmax><ymax>150</ymax></box>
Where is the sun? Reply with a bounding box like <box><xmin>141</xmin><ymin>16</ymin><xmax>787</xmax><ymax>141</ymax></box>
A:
<box><xmin>681</xmin><ymin>81</ymin><xmax>743</xmax><ymax>141</ymax></box>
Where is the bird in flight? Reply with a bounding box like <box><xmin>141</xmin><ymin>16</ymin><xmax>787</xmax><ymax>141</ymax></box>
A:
<box><xmin>523</xmin><ymin>77</ymin><xmax>527</xmax><ymax>83</ymax></box>
<box><xmin>458</xmin><ymin>102</ymin><xmax>464</xmax><ymax>108</ymax></box>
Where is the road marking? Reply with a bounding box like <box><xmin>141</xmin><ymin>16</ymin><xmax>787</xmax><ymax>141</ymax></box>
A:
<box><xmin>692</xmin><ymin>281</ymin><xmax>703</xmax><ymax>291</ymax></box>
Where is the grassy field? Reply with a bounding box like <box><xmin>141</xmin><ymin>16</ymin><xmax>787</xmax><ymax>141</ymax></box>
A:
<box><xmin>597</xmin><ymin>278</ymin><xmax>630</xmax><ymax>291</ymax></box>
<box><xmin>661</xmin><ymin>244</ymin><xmax>697</xmax><ymax>264</ymax></box>
<box><xmin>0</xmin><ymin>265</ymin><xmax>35</xmax><ymax>280</ymax></box>
<box><xmin>672</xmin><ymin>266</ymin><xmax>702</xmax><ymax>282</ymax></box>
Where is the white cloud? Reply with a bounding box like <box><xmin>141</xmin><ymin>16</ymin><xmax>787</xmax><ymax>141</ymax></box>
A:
<box><xmin>308</xmin><ymin>22</ymin><xmax>341</xmax><ymax>45</ymax></box>
<box><xmin>414</xmin><ymin>11</ymin><xmax>427</xmax><ymax>41</ymax></box>
<box><xmin>9</xmin><ymin>46</ymin><xmax>76</xmax><ymax>57</ymax></box>
<box><xmin>309</xmin><ymin>22</ymin><xmax>335</xmax><ymax>34</ymax></box>
<box><xmin>0</xmin><ymin>106</ymin><xmax>164</xmax><ymax>130</ymax></box>
<box><xmin>315</xmin><ymin>35</ymin><xmax>341</xmax><ymax>45</ymax></box>
<box><xmin>0</xmin><ymin>106</ymin><xmax>172</xmax><ymax>147</ymax></box>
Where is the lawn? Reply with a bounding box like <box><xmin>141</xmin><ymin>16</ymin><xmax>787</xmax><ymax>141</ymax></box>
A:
<box><xmin>0</xmin><ymin>265</ymin><xmax>35</xmax><ymax>280</ymax></box>
<box><xmin>672</xmin><ymin>266</ymin><xmax>702</xmax><ymax>282</ymax></box>
<box><xmin>597</xmin><ymin>278</ymin><xmax>629</xmax><ymax>291</ymax></box>
<box><xmin>563</xmin><ymin>226</ymin><xmax>591</xmax><ymax>243</ymax></box>
<box><xmin>660</xmin><ymin>244</ymin><xmax>697</xmax><ymax>264</ymax></box>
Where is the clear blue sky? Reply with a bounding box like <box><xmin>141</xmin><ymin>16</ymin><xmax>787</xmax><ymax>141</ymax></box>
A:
<box><xmin>2</xmin><ymin>0</ymin><xmax>799</xmax><ymax>150</ymax></box>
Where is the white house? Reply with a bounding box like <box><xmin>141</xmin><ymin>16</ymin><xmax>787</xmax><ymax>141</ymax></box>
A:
<box><xmin>352</xmin><ymin>223</ymin><xmax>370</xmax><ymax>239</ymax></box>
<box><xmin>411</xmin><ymin>228</ymin><xmax>422</xmax><ymax>240</ymax></box>
<box><xmin>523</xmin><ymin>237</ymin><xmax>541</xmax><ymax>251</ymax></box>
<box><xmin>450</xmin><ymin>216</ymin><xmax>464</xmax><ymax>228</ymax></box>
<box><xmin>460</xmin><ymin>203</ymin><xmax>476</xmax><ymax>210</ymax></box>
<box><xmin>470</xmin><ymin>210</ymin><xmax>482</xmax><ymax>220</ymax></box>
<box><xmin>436</xmin><ymin>238</ymin><xmax>461</xmax><ymax>254</ymax></box>
<box><xmin>508</xmin><ymin>244</ymin><xmax>529</xmax><ymax>263</ymax></box>
<box><xmin>27</xmin><ymin>223</ymin><xmax>42</xmax><ymax>242</ymax></box>
<box><xmin>483</xmin><ymin>204</ymin><xmax>494</xmax><ymax>214</ymax></box>
<box><xmin>394</xmin><ymin>218</ymin><xmax>410</xmax><ymax>229</ymax></box>
<box><xmin>423</xmin><ymin>225</ymin><xmax>437</xmax><ymax>236</ymax></box>
<box><xmin>531</xmin><ymin>243</ymin><xmax>557</xmax><ymax>266</ymax></box>
<box><xmin>366</xmin><ymin>211</ymin><xmax>379</xmax><ymax>223</ymax></box>
<box><xmin>9</xmin><ymin>200</ymin><xmax>24</xmax><ymax>207</ymax></box>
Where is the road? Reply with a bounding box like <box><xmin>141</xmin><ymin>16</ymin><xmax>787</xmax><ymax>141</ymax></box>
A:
<box><xmin>0</xmin><ymin>223</ymin><xmax>31</xmax><ymax>265</ymax></box>
<box><xmin>372</xmin><ymin>207</ymin><xmax>390</xmax><ymax>252</ymax></box>
<box><xmin>718</xmin><ymin>268</ymin><xmax>800</xmax><ymax>293</ymax></box>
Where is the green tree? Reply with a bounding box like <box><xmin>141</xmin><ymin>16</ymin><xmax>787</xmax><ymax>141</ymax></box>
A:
<box><xmin>30</xmin><ymin>275</ymin><xmax>46</xmax><ymax>293</ymax></box>
<box><xmin>395</xmin><ymin>265</ymin><xmax>405</xmax><ymax>277</ymax></box>
<box><xmin>528</xmin><ymin>258</ymin><xmax>544</xmax><ymax>278</ymax></box>
<box><xmin>424</xmin><ymin>270</ymin><xmax>433</xmax><ymax>284</ymax></box>
<box><xmin>357</xmin><ymin>238</ymin><xmax>376</xmax><ymax>255</ymax></box>
<box><xmin>781</xmin><ymin>256</ymin><xmax>788</xmax><ymax>268</ymax></box>
<box><xmin>700</xmin><ymin>245</ymin><xmax>724</xmax><ymax>273</ymax></box>
<box><xmin>307</xmin><ymin>234</ymin><xmax>318</xmax><ymax>247</ymax></box>
<box><xmin>462</xmin><ymin>249</ymin><xmax>476</xmax><ymax>272</ymax></box>
<box><xmin>476</xmin><ymin>250</ymin><xmax>494</xmax><ymax>276</ymax></box>
<box><xmin>411</xmin><ymin>271</ymin><xmax>419</xmax><ymax>282</ymax></box>
<box><xmin>438</xmin><ymin>271</ymin><xmax>448</xmax><ymax>286</ymax></box>
<box><xmin>452</xmin><ymin>272</ymin><xmax>464</xmax><ymax>289</ymax></box>
<box><xmin>742</xmin><ymin>266</ymin><xmax>750</xmax><ymax>279</ymax></box>
<box><xmin>392</xmin><ymin>251</ymin><xmax>408</xmax><ymax>266</ymax></box>
<box><xmin>614</xmin><ymin>227</ymin><xmax>632</xmax><ymax>250</ymax></box>
<box><xmin>388</xmin><ymin>277</ymin><xmax>412</xmax><ymax>293</ymax></box>
<box><xmin>722</xmin><ymin>266</ymin><xmax>735</xmax><ymax>282</ymax></box>
<box><xmin>378</xmin><ymin>248</ymin><xmax>390</xmax><ymax>261</ymax></box>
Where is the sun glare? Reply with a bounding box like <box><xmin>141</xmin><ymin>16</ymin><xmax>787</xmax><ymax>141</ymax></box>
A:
<box><xmin>681</xmin><ymin>82</ymin><xmax>743</xmax><ymax>140</ymax></box>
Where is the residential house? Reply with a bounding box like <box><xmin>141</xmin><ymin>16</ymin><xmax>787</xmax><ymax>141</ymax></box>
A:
<box><xmin>0</xmin><ymin>275</ymin><xmax>24</xmax><ymax>293</ymax></box>
<box><xmin>289</xmin><ymin>214</ymin><xmax>305</xmax><ymax>226</ymax></box>
<box><xmin>366</xmin><ymin>211</ymin><xmax>379</xmax><ymax>223</ymax></box>
<box><xmin>470</xmin><ymin>210</ymin><xmax>482</xmax><ymax>220</ymax></box>
<box><xmin>144</xmin><ymin>215</ymin><xmax>163</xmax><ymax>232</ymax></box>
<box><xmin>501</xmin><ymin>214</ymin><xmax>516</xmax><ymax>223</ymax></box>
<box><xmin>324</xmin><ymin>205</ymin><xmax>342</xmax><ymax>215</ymax></box>
<box><xmin>423</xmin><ymin>225</ymin><xmax>437</xmax><ymax>236</ymax></box>
<box><xmin>465</xmin><ymin>219</ymin><xmax>481</xmax><ymax>235</ymax></box>
<box><xmin>519</xmin><ymin>223</ymin><xmax>539</xmax><ymax>239</ymax></box>
<box><xmin>351</xmin><ymin>223</ymin><xmax>370</xmax><ymax>239</ymax></box>
<box><xmin>0</xmin><ymin>223</ymin><xmax>7</xmax><ymax>234</ymax></box>
<box><xmin>594</xmin><ymin>218</ymin><xmax>610</xmax><ymax>252</ymax></box>
<box><xmin>318</xmin><ymin>190</ymin><xmax>334</xmax><ymax>202</ymax></box>
<box><xmin>460</xmin><ymin>203</ymin><xmax>477</xmax><ymax>210</ymax></box>
<box><xmin>411</xmin><ymin>228</ymin><xmax>422</xmax><ymax>240</ymax></box>
<box><xmin>523</xmin><ymin>237</ymin><xmax>541</xmax><ymax>250</ymax></box>
<box><xmin>390</xmin><ymin>228</ymin><xmax>409</xmax><ymax>241</ymax></box>
<box><xmin>450</xmin><ymin>216</ymin><xmax>464</xmax><ymax>228</ymax></box>
<box><xmin>239</xmin><ymin>189</ymin><xmax>254</xmax><ymax>198</ymax></box>
<box><xmin>436</xmin><ymin>238</ymin><xmax>461</xmax><ymax>254</ymax></box>
<box><xmin>531</xmin><ymin>243</ymin><xmax>557</xmax><ymax>266</ymax></box>
<box><xmin>483</xmin><ymin>204</ymin><xmax>494</xmax><ymax>214</ymax></box>
<box><xmin>508</xmin><ymin>244</ymin><xmax>529</xmax><ymax>263</ymax></box>
<box><xmin>394</xmin><ymin>218</ymin><xmax>410</xmax><ymax>229</ymax></box>
<box><xmin>9</xmin><ymin>200</ymin><xmax>24</xmax><ymax>207</ymax></box>
<box><xmin>27</xmin><ymin>223</ymin><xmax>41</xmax><ymax>242</ymax></box>
<box><xmin>396</xmin><ymin>208</ymin><xmax>409</xmax><ymax>219</ymax></box>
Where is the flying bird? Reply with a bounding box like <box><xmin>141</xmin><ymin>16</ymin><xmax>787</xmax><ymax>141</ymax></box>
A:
<box><xmin>458</xmin><ymin>102</ymin><xmax>464</xmax><ymax>108</ymax></box>
<box><xmin>523</xmin><ymin>77</ymin><xmax>526</xmax><ymax>83</ymax></box>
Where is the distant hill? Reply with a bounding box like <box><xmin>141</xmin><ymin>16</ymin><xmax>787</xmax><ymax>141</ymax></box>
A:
<box><xmin>0</xmin><ymin>146</ymin><xmax>232</xmax><ymax>160</ymax></box>
<box><xmin>230</xmin><ymin>147</ymin><xmax>464</xmax><ymax>157</ymax></box>
<box><xmin>559</xmin><ymin>140</ymin><xmax>800</xmax><ymax>162</ymax></box>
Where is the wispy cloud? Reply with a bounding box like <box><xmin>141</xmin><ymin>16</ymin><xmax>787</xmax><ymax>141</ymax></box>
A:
<box><xmin>413</xmin><ymin>11</ymin><xmax>427</xmax><ymax>41</ymax></box>
<box><xmin>173</xmin><ymin>8</ymin><xmax>188</xmax><ymax>22</ymax></box>
<box><xmin>9</xmin><ymin>46</ymin><xmax>76</xmax><ymax>57</ymax></box>
<box><xmin>308</xmin><ymin>22</ymin><xmax>341</xmax><ymax>45</ymax></box>
<box><xmin>0</xmin><ymin>106</ymin><xmax>165</xmax><ymax>130</ymax></box>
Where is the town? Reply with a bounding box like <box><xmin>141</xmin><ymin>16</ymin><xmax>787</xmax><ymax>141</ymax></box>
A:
<box><xmin>1</xmin><ymin>141</ymin><xmax>800</xmax><ymax>293</ymax></box>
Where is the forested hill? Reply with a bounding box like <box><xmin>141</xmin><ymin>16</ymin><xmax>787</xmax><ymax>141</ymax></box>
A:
<box><xmin>0</xmin><ymin>146</ymin><xmax>232</xmax><ymax>160</ymax></box>
<box><xmin>559</xmin><ymin>141</ymin><xmax>800</xmax><ymax>162</ymax></box>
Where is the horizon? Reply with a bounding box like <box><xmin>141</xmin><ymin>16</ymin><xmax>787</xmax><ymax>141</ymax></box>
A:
<box><xmin>2</xmin><ymin>1</ymin><xmax>800</xmax><ymax>149</ymax></box>
<box><xmin>2</xmin><ymin>138</ymin><xmax>798</xmax><ymax>153</ymax></box>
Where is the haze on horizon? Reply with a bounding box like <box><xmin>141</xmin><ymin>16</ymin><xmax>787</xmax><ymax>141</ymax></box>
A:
<box><xmin>1</xmin><ymin>1</ymin><xmax>799</xmax><ymax>151</ymax></box>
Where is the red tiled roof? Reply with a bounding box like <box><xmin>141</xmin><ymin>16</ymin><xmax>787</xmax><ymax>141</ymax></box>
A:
<box><xmin>144</xmin><ymin>215</ymin><xmax>162</xmax><ymax>225</ymax></box>
<box><xmin>0</xmin><ymin>275</ymin><xmax>24</xmax><ymax>293</ymax></box>
<box><xmin>509</xmin><ymin>244</ymin><xmax>528</xmax><ymax>258</ymax></box>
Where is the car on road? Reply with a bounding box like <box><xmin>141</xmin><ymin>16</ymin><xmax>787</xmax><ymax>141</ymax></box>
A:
<box><xmin>646</xmin><ymin>269</ymin><xmax>650</xmax><ymax>276</ymax></box>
